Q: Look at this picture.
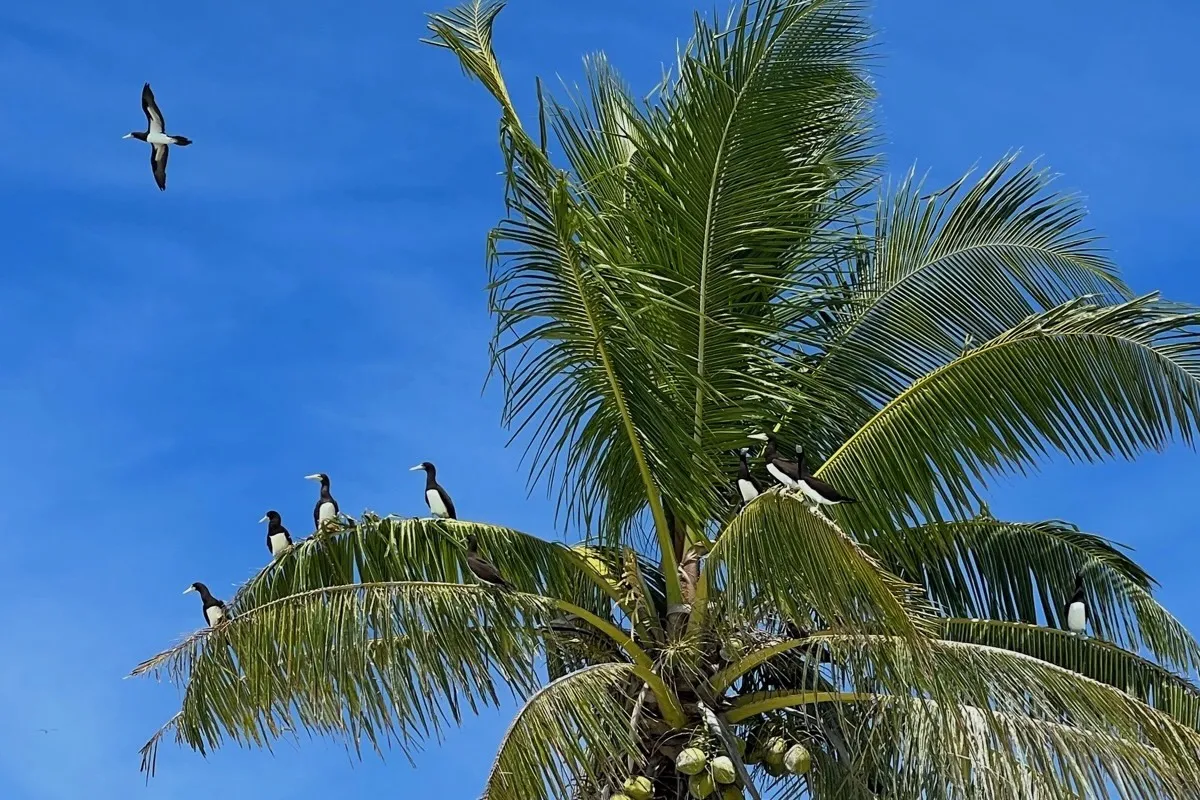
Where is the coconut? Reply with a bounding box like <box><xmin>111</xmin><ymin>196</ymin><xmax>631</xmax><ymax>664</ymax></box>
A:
<box><xmin>623</xmin><ymin>775</ymin><xmax>653</xmax><ymax>800</ymax></box>
<box><xmin>784</xmin><ymin>743</ymin><xmax>812</xmax><ymax>775</ymax></box>
<box><xmin>689</xmin><ymin>772</ymin><xmax>716</xmax><ymax>798</ymax></box>
<box><xmin>710</xmin><ymin>756</ymin><xmax>736</xmax><ymax>785</ymax></box>
<box><xmin>676</xmin><ymin>747</ymin><xmax>708</xmax><ymax>776</ymax></box>
<box><xmin>720</xmin><ymin>788</ymin><xmax>745</xmax><ymax>800</ymax></box>
<box><xmin>764</xmin><ymin>737</ymin><xmax>788</xmax><ymax>768</ymax></box>
<box><xmin>731</xmin><ymin>737</ymin><xmax>747</xmax><ymax>757</ymax></box>
<box><xmin>764</xmin><ymin>759</ymin><xmax>786</xmax><ymax>778</ymax></box>
<box><xmin>610</xmin><ymin>795</ymin><xmax>632</xmax><ymax>800</ymax></box>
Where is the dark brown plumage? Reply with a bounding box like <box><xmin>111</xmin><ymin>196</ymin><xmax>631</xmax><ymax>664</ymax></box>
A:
<box><xmin>466</xmin><ymin>535</ymin><xmax>511</xmax><ymax>589</ymax></box>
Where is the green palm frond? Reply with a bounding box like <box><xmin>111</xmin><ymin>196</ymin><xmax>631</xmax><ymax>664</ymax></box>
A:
<box><xmin>864</xmin><ymin>514</ymin><xmax>1200</xmax><ymax>673</ymax></box>
<box><xmin>229</xmin><ymin>515</ymin><xmax>616</xmax><ymax>619</ymax></box>
<box><xmin>809</xmin><ymin>155</ymin><xmax>1130</xmax><ymax>439</ymax></box>
<box><xmin>706</xmin><ymin>492</ymin><xmax>933</xmax><ymax>637</ymax></box>
<box><xmin>819</xmin><ymin>294</ymin><xmax>1200</xmax><ymax>532</ymax></box>
<box><xmin>942</xmin><ymin>619</ymin><xmax>1200</xmax><ymax>730</ymax></box>
<box><xmin>132</xmin><ymin>582</ymin><xmax>558</xmax><ymax>775</ymax></box>
<box><xmin>483</xmin><ymin>663</ymin><xmax>640</xmax><ymax>800</ymax></box>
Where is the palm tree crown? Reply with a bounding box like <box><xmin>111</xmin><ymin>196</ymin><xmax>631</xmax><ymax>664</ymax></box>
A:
<box><xmin>133</xmin><ymin>2</ymin><xmax>1200</xmax><ymax>798</ymax></box>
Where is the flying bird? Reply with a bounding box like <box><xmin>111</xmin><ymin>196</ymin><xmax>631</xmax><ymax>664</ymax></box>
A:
<box><xmin>183</xmin><ymin>582</ymin><xmax>229</xmax><ymax>627</ymax></box>
<box><xmin>304</xmin><ymin>473</ymin><xmax>339</xmax><ymax>528</ymax></box>
<box><xmin>410</xmin><ymin>461</ymin><xmax>457</xmax><ymax>520</ymax></box>
<box><xmin>1066</xmin><ymin>573</ymin><xmax>1087</xmax><ymax>635</ymax></box>
<box><xmin>465</xmin><ymin>535</ymin><xmax>511</xmax><ymax>589</ymax></box>
<box><xmin>123</xmin><ymin>83</ymin><xmax>192</xmax><ymax>191</ymax></box>
<box><xmin>259</xmin><ymin>510</ymin><xmax>293</xmax><ymax>558</ymax></box>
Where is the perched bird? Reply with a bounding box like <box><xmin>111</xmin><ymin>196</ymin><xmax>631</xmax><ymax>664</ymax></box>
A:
<box><xmin>465</xmin><ymin>535</ymin><xmax>511</xmax><ymax>589</ymax></box>
<box><xmin>735</xmin><ymin>447</ymin><xmax>762</xmax><ymax>506</ymax></box>
<box><xmin>409</xmin><ymin>461</ymin><xmax>456</xmax><ymax>520</ymax></box>
<box><xmin>1066</xmin><ymin>574</ymin><xmax>1087</xmax><ymax>635</ymax></box>
<box><xmin>748</xmin><ymin>432</ymin><xmax>800</xmax><ymax>489</ymax></box>
<box><xmin>259</xmin><ymin>510</ymin><xmax>292</xmax><ymax>558</ymax></box>
<box><xmin>304</xmin><ymin>473</ymin><xmax>339</xmax><ymax>529</ymax></box>
<box><xmin>183</xmin><ymin>582</ymin><xmax>229</xmax><ymax>627</ymax></box>
<box><xmin>794</xmin><ymin>445</ymin><xmax>857</xmax><ymax>506</ymax></box>
<box><xmin>122</xmin><ymin>83</ymin><xmax>192</xmax><ymax>191</ymax></box>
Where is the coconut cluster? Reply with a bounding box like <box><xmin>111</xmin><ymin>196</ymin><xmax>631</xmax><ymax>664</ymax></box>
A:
<box><xmin>669</xmin><ymin>737</ymin><xmax>750</xmax><ymax>798</ymax></box>
<box><xmin>744</xmin><ymin>736</ymin><xmax>811</xmax><ymax>778</ymax></box>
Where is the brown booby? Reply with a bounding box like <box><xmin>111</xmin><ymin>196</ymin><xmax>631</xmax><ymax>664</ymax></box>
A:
<box><xmin>123</xmin><ymin>83</ymin><xmax>192</xmax><ymax>191</ymax></box>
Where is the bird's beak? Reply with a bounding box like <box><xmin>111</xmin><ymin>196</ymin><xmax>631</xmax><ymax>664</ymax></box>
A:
<box><xmin>304</xmin><ymin>474</ymin><xmax>321</xmax><ymax>481</ymax></box>
<box><xmin>183</xmin><ymin>586</ymin><xmax>197</xmax><ymax>595</ymax></box>
<box><xmin>122</xmin><ymin>133</ymin><xmax>133</xmax><ymax>139</ymax></box>
<box><xmin>258</xmin><ymin>514</ymin><xmax>269</xmax><ymax>523</ymax></box>
<box><xmin>408</xmin><ymin>464</ymin><xmax>424</xmax><ymax>471</ymax></box>
<box><xmin>747</xmin><ymin>433</ymin><xmax>769</xmax><ymax>442</ymax></box>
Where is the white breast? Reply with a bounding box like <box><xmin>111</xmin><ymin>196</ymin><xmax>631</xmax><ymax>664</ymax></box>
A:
<box><xmin>1067</xmin><ymin>601</ymin><xmax>1086</xmax><ymax>633</ymax></box>
<box><xmin>427</xmin><ymin>489</ymin><xmax>448</xmax><ymax>518</ymax></box>
<box><xmin>766</xmin><ymin>463</ymin><xmax>798</xmax><ymax>488</ymax></box>
<box><xmin>146</xmin><ymin>131</ymin><xmax>173</xmax><ymax>145</ymax></box>
<box><xmin>269</xmin><ymin>532</ymin><xmax>290</xmax><ymax>557</ymax></box>
<box><xmin>205</xmin><ymin>605</ymin><xmax>225</xmax><ymax>626</ymax></box>
<box><xmin>737</xmin><ymin>479</ymin><xmax>759</xmax><ymax>504</ymax></box>
<box><xmin>318</xmin><ymin>502</ymin><xmax>337</xmax><ymax>523</ymax></box>
<box><xmin>797</xmin><ymin>479</ymin><xmax>834</xmax><ymax>505</ymax></box>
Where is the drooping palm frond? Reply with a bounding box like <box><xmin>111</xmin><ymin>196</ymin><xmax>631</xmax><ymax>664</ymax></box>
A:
<box><xmin>729</xmin><ymin>633</ymin><xmax>1200</xmax><ymax>798</ymax></box>
<box><xmin>819</xmin><ymin>294</ymin><xmax>1200</xmax><ymax>533</ymax></box>
<box><xmin>227</xmin><ymin>515</ymin><xmax>617</xmax><ymax>620</ymax></box>
<box><xmin>706</xmin><ymin>492</ymin><xmax>933</xmax><ymax>638</ymax></box>
<box><xmin>133</xmin><ymin>583</ymin><xmax>559</xmax><ymax>775</ymax></box>
<box><xmin>808</xmin><ymin>155</ymin><xmax>1130</xmax><ymax>436</ymax></box>
<box><xmin>941</xmin><ymin>619</ymin><xmax>1200</xmax><ymax>730</ymax></box>
<box><xmin>483</xmin><ymin>663</ymin><xmax>640</xmax><ymax>800</ymax></box>
<box><xmin>863</xmin><ymin>514</ymin><xmax>1200</xmax><ymax>673</ymax></box>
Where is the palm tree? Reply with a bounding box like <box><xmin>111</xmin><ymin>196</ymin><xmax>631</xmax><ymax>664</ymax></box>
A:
<box><xmin>132</xmin><ymin>1</ymin><xmax>1200</xmax><ymax>797</ymax></box>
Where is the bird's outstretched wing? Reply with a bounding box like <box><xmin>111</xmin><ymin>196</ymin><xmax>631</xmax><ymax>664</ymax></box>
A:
<box><xmin>142</xmin><ymin>83</ymin><xmax>165</xmax><ymax>134</ymax></box>
<box><xmin>150</xmin><ymin>144</ymin><xmax>168</xmax><ymax>191</ymax></box>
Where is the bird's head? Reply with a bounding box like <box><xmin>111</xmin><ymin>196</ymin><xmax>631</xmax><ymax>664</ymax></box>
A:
<box><xmin>465</xmin><ymin>534</ymin><xmax>478</xmax><ymax>551</ymax></box>
<box><xmin>1074</xmin><ymin>572</ymin><xmax>1085</xmax><ymax>589</ymax></box>
<box><xmin>409</xmin><ymin>461</ymin><xmax>436</xmax><ymax>475</ymax></box>
<box><xmin>123</xmin><ymin>132</ymin><xmax>146</xmax><ymax>141</ymax></box>
<box><xmin>304</xmin><ymin>473</ymin><xmax>330</xmax><ymax>487</ymax></box>
<box><xmin>183</xmin><ymin>582</ymin><xmax>208</xmax><ymax>596</ymax></box>
<box><xmin>259</xmin><ymin>510</ymin><xmax>281</xmax><ymax>524</ymax></box>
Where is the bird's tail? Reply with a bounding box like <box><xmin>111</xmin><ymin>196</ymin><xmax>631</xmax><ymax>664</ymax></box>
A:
<box><xmin>171</xmin><ymin>135</ymin><xmax>193</xmax><ymax>146</ymax></box>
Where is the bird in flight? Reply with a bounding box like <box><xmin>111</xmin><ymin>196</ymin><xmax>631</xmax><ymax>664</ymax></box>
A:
<box><xmin>123</xmin><ymin>83</ymin><xmax>192</xmax><ymax>191</ymax></box>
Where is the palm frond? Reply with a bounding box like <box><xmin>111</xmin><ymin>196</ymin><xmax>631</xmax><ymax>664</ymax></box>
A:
<box><xmin>133</xmin><ymin>582</ymin><xmax>558</xmax><ymax>776</ymax></box>
<box><xmin>483</xmin><ymin>663</ymin><xmax>640</xmax><ymax>800</ymax></box>
<box><xmin>864</xmin><ymin>514</ymin><xmax>1200</xmax><ymax>673</ymax></box>
<box><xmin>819</xmin><ymin>294</ymin><xmax>1200</xmax><ymax>533</ymax></box>
<box><xmin>942</xmin><ymin>618</ymin><xmax>1200</xmax><ymax>731</ymax></box>
<box><xmin>228</xmin><ymin>515</ymin><xmax>615</xmax><ymax>620</ymax></box>
<box><xmin>706</xmin><ymin>492</ymin><xmax>934</xmax><ymax>638</ymax></box>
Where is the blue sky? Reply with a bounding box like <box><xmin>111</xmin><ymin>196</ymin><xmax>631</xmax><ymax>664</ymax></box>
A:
<box><xmin>0</xmin><ymin>0</ymin><xmax>1196</xmax><ymax>797</ymax></box>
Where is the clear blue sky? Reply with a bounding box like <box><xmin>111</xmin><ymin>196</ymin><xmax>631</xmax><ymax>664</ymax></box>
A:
<box><xmin>0</xmin><ymin>1</ymin><xmax>1196</xmax><ymax>797</ymax></box>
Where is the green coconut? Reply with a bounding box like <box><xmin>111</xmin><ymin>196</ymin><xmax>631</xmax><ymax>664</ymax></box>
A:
<box><xmin>689</xmin><ymin>772</ymin><xmax>716</xmax><ymax>798</ymax></box>
<box><xmin>710</xmin><ymin>756</ymin><xmax>736</xmax><ymax>784</ymax></box>
<box><xmin>721</xmin><ymin>788</ymin><xmax>746</xmax><ymax>800</ymax></box>
<box><xmin>731</xmin><ymin>737</ymin><xmax>747</xmax><ymax>757</ymax></box>
<box><xmin>784</xmin><ymin>743</ymin><xmax>812</xmax><ymax>775</ymax></box>
<box><xmin>764</xmin><ymin>759</ymin><xmax>787</xmax><ymax>778</ymax></box>
<box><xmin>676</xmin><ymin>747</ymin><xmax>708</xmax><ymax>776</ymax></box>
<box><xmin>610</xmin><ymin>795</ymin><xmax>632</xmax><ymax>800</ymax></box>
<box><xmin>623</xmin><ymin>775</ymin><xmax>653</xmax><ymax>800</ymax></box>
<box><xmin>764</xmin><ymin>736</ymin><xmax>788</xmax><ymax>768</ymax></box>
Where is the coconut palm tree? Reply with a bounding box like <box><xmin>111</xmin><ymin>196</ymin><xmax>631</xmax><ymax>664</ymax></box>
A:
<box><xmin>132</xmin><ymin>1</ymin><xmax>1200</xmax><ymax>797</ymax></box>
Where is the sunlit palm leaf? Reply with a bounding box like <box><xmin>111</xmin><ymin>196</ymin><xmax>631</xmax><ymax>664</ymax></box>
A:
<box><xmin>483</xmin><ymin>663</ymin><xmax>639</xmax><ymax>800</ymax></box>
<box><xmin>708</xmin><ymin>492</ymin><xmax>933</xmax><ymax>637</ymax></box>
<box><xmin>133</xmin><ymin>583</ymin><xmax>557</xmax><ymax>775</ymax></box>
<box><xmin>229</xmin><ymin>515</ymin><xmax>615</xmax><ymax>620</ymax></box>
<box><xmin>865</xmin><ymin>514</ymin><xmax>1200</xmax><ymax>673</ymax></box>
<box><xmin>941</xmin><ymin>619</ymin><xmax>1200</xmax><ymax>730</ymax></box>
<box><xmin>819</xmin><ymin>295</ymin><xmax>1200</xmax><ymax>533</ymax></box>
